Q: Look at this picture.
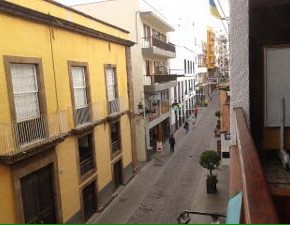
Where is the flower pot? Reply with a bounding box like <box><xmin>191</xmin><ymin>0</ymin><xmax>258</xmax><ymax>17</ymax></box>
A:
<box><xmin>206</xmin><ymin>176</ymin><xmax>218</xmax><ymax>193</ymax></box>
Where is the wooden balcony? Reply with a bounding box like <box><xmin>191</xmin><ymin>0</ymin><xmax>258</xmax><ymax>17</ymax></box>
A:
<box><xmin>0</xmin><ymin>111</ymin><xmax>69</xmax><ymax>163</ymax></box>
<box><xmin>230</xmin><ymin>108</ymin><xmax>279</xmax><ymax>223</ymax></box>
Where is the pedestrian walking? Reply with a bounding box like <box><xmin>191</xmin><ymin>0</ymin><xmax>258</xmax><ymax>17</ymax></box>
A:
<box><xmin>184</xmin><ymin>121</ymin><xmax>189</xmax><ymax>134</ymax></box>
<box><xmin>169</xmin><ymin>134</ymin><xmax>176</xmax><ymax>153</ymax></box>
<box><xmin>194</xmin><ymin>106</ymin><xmax>198</xmax><ymax>119</ymax></box>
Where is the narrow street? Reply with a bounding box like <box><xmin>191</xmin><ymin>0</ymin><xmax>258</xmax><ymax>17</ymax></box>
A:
<box><xmin>90</xmin><ymin>92</ymin><xmax>221</xmax><ymax>224</ymax></box>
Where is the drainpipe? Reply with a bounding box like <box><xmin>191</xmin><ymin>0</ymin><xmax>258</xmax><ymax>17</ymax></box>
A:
<box><xmin>125</xmin><ymin>47</ymin><xmax>138</xmax><ymax>171</ymax></box>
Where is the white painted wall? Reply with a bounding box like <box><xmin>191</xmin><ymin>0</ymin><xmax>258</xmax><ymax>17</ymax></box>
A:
<box><xmin>229</xmin><ymin>0</ymin><xmax>249</xmax><ymax>145</ymax></box>
<box><xmin>74</xmin><ymin>0</ymin><xmax>174</xmax><ymax>161</ymax></box>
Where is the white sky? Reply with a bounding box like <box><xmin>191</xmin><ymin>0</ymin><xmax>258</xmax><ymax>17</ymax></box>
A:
<box><xmin>54</xmin><ymin>0</ymin><xmax>229</xmax><ymax>38</ymax></box>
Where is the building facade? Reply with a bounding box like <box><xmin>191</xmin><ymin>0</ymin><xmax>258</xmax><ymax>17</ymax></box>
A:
<box><xmin>229</xmin><ymin>0</ymin><xmax>290</xmax><ymax>223</ymax></box>
<box><xmin>168</xmin><ymin>22</ymin><xmax>196</xmax><ymax>131</ymax></box>
<box><xmin>0</xmin><ymin>0</ymin><xmax>134</xmax><ymax>223</ymax></box>
<box><xmin>74</xmin><ymin>0</ymin><xmax>177</xmax><ymax>160</ymax></box>
<box><xmin>196</xmin><ymin>40</ymin><xmax>209</xmax><ymax>106</ymax></box>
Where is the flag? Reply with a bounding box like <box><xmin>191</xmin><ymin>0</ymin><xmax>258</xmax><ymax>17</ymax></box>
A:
<box><xmin>209</xmin><ymin>0</ymin><xmax>222</xmax><ymax>19</ymax></box>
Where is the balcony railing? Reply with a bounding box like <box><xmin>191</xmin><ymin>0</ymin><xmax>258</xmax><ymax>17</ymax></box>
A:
<box><xmin>69</xmin><ymin>99</ymin><xmax>127</xmax><ymax>129</ymax></box>
<box><xmin>147</xmin><ymin>102</ymin><xmax>170</xmax><ymax>122</ymax></box>
<box><xmin>230</xmin><ymin>108</ymin><xmax>279</xmax><ymax>223</ymax></box>
<box><xmin>108</xmin><ymin>97</ymin><xmax>126</xmax><ymax>115</ymax></box>
<box><xmin>0</xmin><ymin>111</ymin><xmax>68</xmax><ymax>157</ymax></box>
<box><xmin>142</xmin><ymin>36</ymin><xmax>176</xmax><ymax>53</ymax></box>
<box><xmin>143</xmin><ymin>75</ymin><xmax>178</xmax><ymax>85</ymax></box>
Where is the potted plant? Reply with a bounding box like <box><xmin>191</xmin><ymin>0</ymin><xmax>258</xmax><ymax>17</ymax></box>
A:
<box><xmin>199</xmin><ymin>150</ymin><xmax>221</xmax><ymax>193</ymax></box>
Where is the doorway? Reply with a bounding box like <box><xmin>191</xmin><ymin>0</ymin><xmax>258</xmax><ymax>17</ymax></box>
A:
<box><xmin>113</xmin><ymin>160</ymin><xmax>123</xmax><ymax>190</ymax></box>
<box><xmin>82</xmin><ymin>181</ymin><xmax>97</xmax><ymax>222</ymax></box>
<box><xmin>20</xmin><ymin>164</ymin><xmax>56</xmax><ymax>224</ymax></box>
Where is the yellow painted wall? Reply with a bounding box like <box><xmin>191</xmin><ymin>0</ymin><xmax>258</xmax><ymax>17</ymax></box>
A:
<box><xmin>0</xmin><ymin>165</ymin><xmax>16</xmax><ymax>223</ymax></box>
<box><xmin>0</xmin><ymin>4</ymin><xmax>133</xmax><ymax>223</ymax></box>
<box><xmin>56</xmin><ymin>138</ymin><xmax>80</xmax><ymax>222</ymax></box>
<box><xmin>95</xmin><ymin>125</ymin><xmax>112</xmax><ymax>190</ymax></box>
<box><xmin>121</xmin><ymin>115</ymin><xmax>133</xmax><ymax>167</ymax></box>
<box><xmin>0</xmin><ymin>15</ymin><xmax>58</xmax><ymax>122</ymax></box>
<box><xmin>5</xmin><ymin>0</ymin><xmax>128</xmax><ymax>40</ymax></box>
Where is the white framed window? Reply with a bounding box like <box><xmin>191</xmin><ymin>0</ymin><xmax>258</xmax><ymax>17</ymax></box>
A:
<box><xmin>10</xmin><ymin>64</ymin><xmax>40</xmax><ymax>122</ymax></box>
<box><xmin>106</xmin><ymin>67</ymin><xmax>117</xmax><ymax>102</ymax></box>
<box><xmin>71</xmin><ymin>66</ymin><xmax>88</xmax><ymax>109</ymax></box>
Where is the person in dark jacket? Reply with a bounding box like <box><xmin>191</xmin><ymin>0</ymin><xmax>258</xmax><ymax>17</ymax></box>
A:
<box><xmin>169</xmin><ymin>134</ymin><xmax>176</xmax><ymax>153</ymax></box>
<box><xmin>184</xmin><ymin>121</ymin><xmax>189</xmax><ymax>133</ymax></box>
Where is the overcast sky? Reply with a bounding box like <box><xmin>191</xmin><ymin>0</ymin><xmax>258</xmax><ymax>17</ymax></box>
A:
<box><xmin>54</xmin><ymin>0</ymin><xmax>229</xmax><ymax>36</ymax></box>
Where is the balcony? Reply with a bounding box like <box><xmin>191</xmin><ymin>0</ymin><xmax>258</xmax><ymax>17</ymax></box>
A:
<box><xmin>0</xmin><ymin>111</ymin><xmax>69</xmax><ymax>163</ymax></box>
<box><xmin>107</xmin><ymin>97</ymin><xmax>127</xmax><ymax>116</ymax></box>
<box><xmin>141</xmin><ymin>36</ymin><xmax>176</xmax><ymax>59</ymax></box>
<box><xmin>70</xmin><ymin>102</ymin><xmax>103</xmax><ymax>133</ymax></box>
<box><xmin>70</xmin><ymin>98</ymin><xmax>127</xmax><ymax>133</ymax></box>
<box><xmin>147</xmin><ymin>101</ymin><xmax>170</xmax><ymax>122</ymax></box>
<box><xmin>143</xmin><ymin>75</ymin><xmax>177</xmax><ymax>93</ymax></box>
<box><xmin>230</xmin><ymin>108</ymin><xmax>279</xmax><ymax>223</ymax></box>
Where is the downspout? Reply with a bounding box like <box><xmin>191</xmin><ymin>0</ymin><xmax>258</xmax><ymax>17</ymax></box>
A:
<box><xmin>126</xmin><ymin>47</ymin><xmax>138</xmax><ymax>171</ymax></box>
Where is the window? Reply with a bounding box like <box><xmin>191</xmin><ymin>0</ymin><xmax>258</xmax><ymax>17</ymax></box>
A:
<box><xmin>72</xmin><ymin>66</ymin><xmax>88</xmax><ymax>109</ymax></box>
<box><xmin>105</xmin><ymin>66</ymin><xmax>119</xmax><ymax>114</ymax></box>
<box><xmin>143</xmin><ymin>24</ymin><xmax>151</xmax><ymax>47</ymax></box>
<box><xmin>11</xmin><ymin>64</ymin><xmax>40</xmax><ymax>122</ymax></box>
<box><xmin>5</xmin><ymin>56</ymin><xmax>47</xmax><ymax>146</ymax></box>
<box><xmin>78</xmin><ymin>134</ymin><xmax>95</xmax><ymax>176</ymax></box>
<box><xmin>184</xmin><ymin>59</ymin><xmax>187</xmax><ymax>74</ymax></box>
<box><xmin>110</xmin><ymin>121</ymin><xmax>121</xmax><ymax>154</ymax></box>
<box><xmin>154</xmin><ymin>61</ymin><xmax>167</xmax><ymax>75</ymax></box>
<box><xmin>69</xmin><ymin>62</ymin><xmax>91</xmax><ymax>125</ymax></box>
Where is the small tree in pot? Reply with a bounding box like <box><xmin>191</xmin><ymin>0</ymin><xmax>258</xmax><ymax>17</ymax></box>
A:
<box><xmin>199</xmin><ymin>150</ymin><xmax>221</xmax><ymax>193</ymax></box>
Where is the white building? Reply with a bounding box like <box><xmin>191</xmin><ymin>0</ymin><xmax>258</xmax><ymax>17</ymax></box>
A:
<box><xmin>168</xmin><ymin>19</ymin><xmax>197</xmax><ymax>130</ymax></box>
<box><xmin>73</xmin><ymin>0</ymin><xmax>177</xmax><ymax>161</ymax></box>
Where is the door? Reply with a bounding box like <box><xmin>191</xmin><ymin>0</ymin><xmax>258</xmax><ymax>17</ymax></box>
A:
<box><xmin>21</xmin><ymin>165</ymin><xmax>56</xmax><ymax>224</ymax></box>
<box><xmin>82</xmin><ymin>181</ymin><xmax>96</xmax><ymax>222</ymax></box>
<box><xmin>113</xmin><ymin>160</ymin><xmax>123</xmax><ymax>189</ymax></box>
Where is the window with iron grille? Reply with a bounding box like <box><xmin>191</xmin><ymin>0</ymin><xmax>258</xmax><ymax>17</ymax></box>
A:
<box><xmin>110</xmin><ymin>121</ymin><xmax>121</xmax><ymax>154</ymax></box>
<box><xmin>9</xmin><ymin>62</ymin><xmax>47</xmax><ymax>145</ymax></box>
<box><xmin>78</xmin><ymin>134</ymin><xmax>95</xmax><ymax>176</ymax></box>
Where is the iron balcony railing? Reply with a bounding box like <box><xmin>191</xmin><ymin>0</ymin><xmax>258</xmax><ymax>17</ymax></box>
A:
<box><xmin>69</xmin><ymin>98</ymin><xmax>127</xmax><ymax>128</ymax></box>
<box><xmin>142</xmin><ymin>36</ymin><xmax>176</xmax><ymax>53</ymax></box>
<box><xmin>0</xmin><ymin>111</ymin><xmax>68</xmax><ymax>156</ymax></box>
<box><xmin>108</xmin><ymin>97</ymin><xmax>126</xmax><ymax>115</ymax></box>
<box><xmin>230</xmin><ymin>108</ymin><xmax>279</xmax><ymax>223</ymax></box>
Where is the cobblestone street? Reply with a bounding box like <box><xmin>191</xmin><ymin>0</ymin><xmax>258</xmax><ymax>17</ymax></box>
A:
<box><xmin>89</xmin><ymin>92</ymin><xmax>226</xmax><ymax>224</ymax></box>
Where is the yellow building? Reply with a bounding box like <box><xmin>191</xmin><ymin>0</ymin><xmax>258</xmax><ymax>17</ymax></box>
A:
<box><xmin>0</xmin><ymin>0</ymin><xmax>135</xmax><ymax>223</ymax></box>
<box><xmin>206</xmin><ymin>28</ymin><xmax>216</xmax><ymax>69</ymax></box>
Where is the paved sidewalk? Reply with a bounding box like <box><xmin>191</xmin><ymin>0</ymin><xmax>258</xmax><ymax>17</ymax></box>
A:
<box><xmin>88</xmin><ymin>92</ymin><xmax>229</xmax><ymax>224</ymax></box>
<box><xmin>189</xmin><ymin>165</ymin><xmax>229</xmax><ymax>224</ymax></box>
<box><xmin>88</xmin><ymin>127</ymin><xmax>188</xmax><ymax>223</ymax></box>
